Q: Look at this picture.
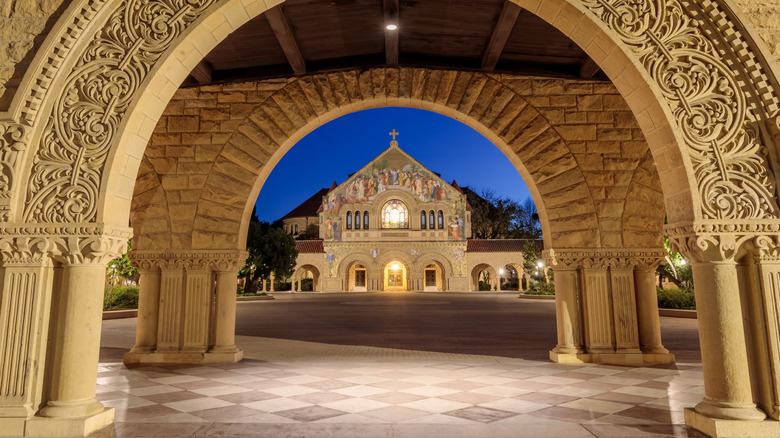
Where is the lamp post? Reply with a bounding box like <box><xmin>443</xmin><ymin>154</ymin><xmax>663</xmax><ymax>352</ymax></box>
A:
<box><xmin>498</xmin><ymin>268</ymin><xmax>504</xmax><ymax>292</ymax></box>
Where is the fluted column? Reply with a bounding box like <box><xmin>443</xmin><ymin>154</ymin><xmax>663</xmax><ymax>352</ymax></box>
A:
<box><xmin>610</xmin><ymin>261</ymin><xmax>641</xmax><ymax>354</ymax></box>
<box><xmin>0</xmin><ymin>238</ymin><xmax>57</xmax><ymax>435</ymax></box>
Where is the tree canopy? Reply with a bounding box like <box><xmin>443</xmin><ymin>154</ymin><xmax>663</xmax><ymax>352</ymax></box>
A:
<box><xmin>464</xmin><ymin>188</ymin><xmax>541</xmax><ymax>239</ymax></box>
<box><xmin>241</xmin><ymin>209</ymin><xmax>299</xmax><ymax>292</ymax></box>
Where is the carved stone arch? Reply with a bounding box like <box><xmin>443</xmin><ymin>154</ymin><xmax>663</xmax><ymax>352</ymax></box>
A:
<box><xmin>371</xmin><ymin>189</ymin><xmax>417</xmax><ymax>226</ymax></box>
<box><xmin>336</xmin><ymin>253</ymin><xmax>376</xmax><ymax>281</ymax></box>
<box><xmin>294</xmin><ymin>264</ymin><xmax>320</xmax><ymax>291</ymax></box>
<box><xmin>375</xmin><ymin>250</ymin><xmax>414</xmax><ymax>271</ymax></box>
<box><xmin>470</xmin><ymin>263</ymin><xmax>497</xmax><ymax>291</ymax></box>
<box><xmin>414</xmin><ymin>253</ymin><xmax>454</xmax><ymax>279</ymax></box>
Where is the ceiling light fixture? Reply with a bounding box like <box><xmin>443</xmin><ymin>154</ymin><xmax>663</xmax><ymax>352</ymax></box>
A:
<box><xmin>386</xmin><ymin>23</ymin><xmax>397</xmax><ymax>30</ymax></box>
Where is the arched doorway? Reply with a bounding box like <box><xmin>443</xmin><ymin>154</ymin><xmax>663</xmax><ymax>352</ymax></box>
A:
<box><xmin>423</xmin><ymin>263</ymin><xmax>443</xmax><ymax>291</ymax></box>
<box><xmin>348</xmin><ymin>263</ymin><xmax>369</xmax><ymax>292</ymax></box>
<box><xmin>1</xmin><ymin>0</ymin><xmax>779</xmax><ymax>435</ymax></box>
<box><xmin>383</xmin><ymin>260</ymin><xmax>407</xmax><ymax>291</ymax></box>
<box><xmin>471</xmin><ymin>264</ymin><xmax>497</xmax><ymax>292</ymax></box>
<box><xmin>293</xmin><ymin>265</ymin><xmax>320</xmax><ymax>292</ymax></box>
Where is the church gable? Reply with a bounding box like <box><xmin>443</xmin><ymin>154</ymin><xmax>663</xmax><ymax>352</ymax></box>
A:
<box><xmin>326</xmin><ymin>144</ymin><xmax>460</xmax><ymax>206</ymax></box>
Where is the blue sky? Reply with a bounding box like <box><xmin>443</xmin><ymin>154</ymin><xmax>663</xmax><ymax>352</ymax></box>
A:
<box><xmin>254</xmin><ymin>107</ymin><xmax>533</xmax><ymax>222</ymax></box>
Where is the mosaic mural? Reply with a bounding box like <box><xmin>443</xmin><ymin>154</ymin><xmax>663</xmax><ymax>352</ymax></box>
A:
<box><xmin>321</xmin><ymin>146</ymin><xmax>466</xmax><ymax>241</ymax></box>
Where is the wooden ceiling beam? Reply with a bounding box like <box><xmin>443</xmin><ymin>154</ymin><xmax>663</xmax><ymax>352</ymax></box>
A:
<box><xmin>579</xmin><ymin>57</ymin><xmax>600</xmax><ymax>79</ymax></box>
<box><xmin>481</xmin><ymin>1</ymin><xmax>522</xmax><ymax>71</ymax></box>
<box><xmin>384</xmin><ymin>0</ymin><xmax>400</xmax><ymax>65</ymax></box>
<box><xmin>190</xmin><ymin>60</ymin><xmax>213</xmax><ymax>84</ymax></box>
<box><xmin>265</xmin><ymin>5</ymin><xmax>306</xmax><ymax>75</ymax></box>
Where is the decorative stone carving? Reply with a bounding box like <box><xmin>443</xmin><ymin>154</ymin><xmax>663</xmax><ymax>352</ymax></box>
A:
<box><xmin>0</xmin><ymin>225</ymin><xmax>131</xmax><ymax>265</ymax></box>
<box><xmin>665</xmin><ymin>221</ymin><xmax>780</xmax><ymax>262</ymax></box>
<box><xmin>0</xmin><ymin>123</ymin><xmax>29</xmax><ymax>222</ymax></box>
<box><xmin>581</xmin><ymin>0</ymin><xmax>779</xmax><ymax>220</ymax></box>
<box><xmin>130</xmin><ymin>250</ymin><xmax>248</xmax><ymax>272</ymax></box>
<box><xmin>544</xmin><ymin>248</ymin><xmax>666</xmax><ymax>270</ymax></box>
<box><xmin>23</xmin><ymin>0</ymin><xmax>217</xmax><ymax>223</ymax></box>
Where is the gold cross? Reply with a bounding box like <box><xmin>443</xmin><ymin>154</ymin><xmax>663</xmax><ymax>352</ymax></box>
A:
<box><xmin>389</xmin><ymin>129</ymin><xmax>399</xmax><ymax>141</ymax></box>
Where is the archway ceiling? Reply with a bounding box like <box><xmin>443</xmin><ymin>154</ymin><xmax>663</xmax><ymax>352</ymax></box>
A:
<box><xmin>185</xmin><ymin>0</ymin><xmax>603</xmax><ymax>86</ymax></box>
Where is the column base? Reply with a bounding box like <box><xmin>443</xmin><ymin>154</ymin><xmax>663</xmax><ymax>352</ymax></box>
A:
<box><xmin>550</xmin><ymin>350</ymin><xmax>676</xmax><ymax>365</ymax></box>
<box><xmin>123</xmin><ymin>350</ymin><xmax>243</xmax><ymax>366</ymax></box>
<box><xmin>685</xmin><ymin>408</ymin><xmax>780</xmax><ymax>437</ymax></box>
<box><xmin>24</xmin><ymin>407</ymin><xmax>113</xmax><ymax>437</ymax></box>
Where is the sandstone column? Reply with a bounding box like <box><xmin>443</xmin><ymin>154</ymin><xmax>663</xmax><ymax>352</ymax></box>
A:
<box><xmin>210</xmin><ymin>256</ymin><xmax>244</xmax><ymax>357</ymax></box>
<box><xmin>128</xmin><ymin>259</ymin><xmax>160</xmax><ymax>354</ymax></box>
<box><xmin>580</xmin><ymin>259</ymin><xmax>614</xmax><ymax>354</ymax></box>
<box><xmin>691</xmin><ymin>259</ymin><xmax>765</xmax><ymax>421</ymax></box>
<box><xmin>610</xmin><ymin>261</ymin><xmax>641</xmax><ymax>354</ymax></box>
<box><xmin>634</xmin><ymin>263</ymin><xmax>668</xmax><ymax>354</ymax></box>
<box><xmin>30</xmin><ymin>230</ymin><xmax>129</xmax><ymax>437</ymax></box>
<box><xmin>0</xmin><ymin>238</ymin><xmax>56</xmax><ymax>436</ymax></box>
<box><xmin>544</xmin><ymin>251</ymin><xmax>582</xmax><ymax>360</ymax></box>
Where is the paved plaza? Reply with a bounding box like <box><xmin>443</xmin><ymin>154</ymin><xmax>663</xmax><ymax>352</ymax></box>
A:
<box><xmin>95</xmin><ymin>293</ymin><xmax>705</xmax><ymax>437</ymax></box>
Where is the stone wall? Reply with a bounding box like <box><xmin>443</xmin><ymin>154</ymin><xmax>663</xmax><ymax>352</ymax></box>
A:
<box><xmin>132</xmin><ymin>69</ymin><xmax>664</xmax><ymax>254</ymax></box>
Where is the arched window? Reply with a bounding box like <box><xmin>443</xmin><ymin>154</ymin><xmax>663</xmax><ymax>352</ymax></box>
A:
<box><xmin>438</xmin><ymin>210</ymin><xmax>444</xmax><ymax>229</ymax></box>
<box><xmin>420</xmin><ymin>211</ymin><xmax>426</xmax><ymax>229</ymax></box>
<box><xmin>346</xmin><ymin>211</ymin><xmax>352</xmax><ymax>229</ymax></box>
<box><xmin>294</xmin><ymin>224</ymin><xmax>298</xmax><ymax>234</ymax></box>
<box><xmin>364</xmin><ymin>211</ymin><xmax>369</xmax><ymax>229</ymax></box>
<box><xmin>355</xmin><ymin>211</ymin><xmax>361</xmax><ymax>230</ymax></box>
<box><xmin>429</xmin><ymin>210</ymin><xmax>435</xmax><ymax>229</ymax></box>
<box><xmin>381</xmin><ymin>200</ymin><xmax>408</xmax><ymax>229</ymax></box>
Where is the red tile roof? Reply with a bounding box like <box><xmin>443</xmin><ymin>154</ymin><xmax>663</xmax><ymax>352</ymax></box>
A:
<box><xmin>295</xmin><ymin>240</ymin><xmax>324</xmax><ymax>253</ymax></box>
<box><xmin>282</xmin><ymin>188</ymin><xmax>329</xmax><ymax>220</ymax></box>
<box><xmin>466</xmin><ymin>239</ymin><xmax>542</xmax><ymax>253</ymax></box>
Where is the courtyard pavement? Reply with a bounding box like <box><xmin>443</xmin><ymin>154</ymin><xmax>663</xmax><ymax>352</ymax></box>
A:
<box><xmin>94</xmin><ymin>292</ymin><xmax>706</xmax><ymax>437</ymax></box>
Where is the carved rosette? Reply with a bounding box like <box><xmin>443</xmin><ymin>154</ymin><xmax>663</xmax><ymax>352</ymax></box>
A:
<box><xmin>544</xmin><ymin>248</ymin><xmax>666</xmax><ymax>271</ymax></box>
<box><xmin>130</xmin><ymin>251</ymin><xmax>248</xmax><ymax>273</ymax></box>
<box><xmin>581</xmin><ymin>0</ymin><xmax>779</xmax><ymax>220</ymax></box>
<box><xmin>24</xmin><ymin>0</ymin><xmax>217</xmax><ymax>223</ymax></box>
<box><xmin>0</xmin><ymin>225</ymin><xmax>131</xmax><ymax>266</ymax></box>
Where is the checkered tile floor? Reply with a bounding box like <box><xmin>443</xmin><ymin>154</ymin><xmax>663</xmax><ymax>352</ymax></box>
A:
<box><xmin>97</xmin><ymin>355</ymin><xmax>707</xmax><ymax>437</ymax></box>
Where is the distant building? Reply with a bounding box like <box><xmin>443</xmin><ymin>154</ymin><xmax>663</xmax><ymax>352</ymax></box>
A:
<box><xmin>284</xmin><ymin>133</ymin><xmax>541</xmax><ymax>292</ymax></box>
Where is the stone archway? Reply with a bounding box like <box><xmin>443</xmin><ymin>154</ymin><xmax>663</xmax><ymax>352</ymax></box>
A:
<box><xmin>414</xmin><ymin>253</ymin><xmax>453</xmax><ymax>292</ymax></box>
<box><xmin>471</xmin><ymin>263</ymin><xmax>497</xmax><ymax>292</ymax></box>
<box><xmin>293</xmin><ymin>264</ymin><xmax>319</xmax><ymax>292</ymax></box>
<box><xmin>1</xmin><ymin>0</ymin><xmax>780</xmax><ymax>436</ymax></box>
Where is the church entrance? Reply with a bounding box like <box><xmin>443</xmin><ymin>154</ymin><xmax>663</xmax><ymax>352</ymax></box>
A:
<box><xmin>384</xmin><ymin>261</ymin><xmax>407</xmax><ymax>291</ymax></box>
<box><xmin>348</xmin><ymin>264</ymin><xmax>368</xmax><ymax>292</ymax></box>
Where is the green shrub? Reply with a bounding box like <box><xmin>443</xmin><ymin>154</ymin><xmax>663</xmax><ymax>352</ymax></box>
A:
<box><xmin>300</xmin><ymin>278</ymin><xmax>313</xmax><ymax>291</ymax></box>
<box><xmin>236</xmin><ymin>284</ymin><xmax>245</xmax><ymax>294</ymax></box>
<box><xmin>478</xmin><ymin>280</ymin><xmax>491</xmax><ymax>291</ymax></box>
<box><xmin>103</xmin><ymin>286</ymin><xmax>139</xmax><ymax>310</ymax></box>
<box><xmin>503</xmin><ymin>278</ymin><xmax>519</xmax><ymax>291</ymax></box>
<box><xmin>275</xmin><ymin>280</ymin><xmax>292</xmax><ymax>291</ymax></box>
<box><xmin>657</xmin><ymin>287</ymin><xmax>696</xmax><ymax>310</ymax></box>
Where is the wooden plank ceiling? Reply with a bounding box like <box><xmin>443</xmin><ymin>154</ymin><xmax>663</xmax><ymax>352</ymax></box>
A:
<box><xmin>189</xmin><ymin>0</ymin><xmax>605</xmax><ymax>86</ymax></box>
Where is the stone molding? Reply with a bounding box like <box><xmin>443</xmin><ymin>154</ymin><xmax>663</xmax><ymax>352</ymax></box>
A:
<box><xmin>0</xmin><ymin>123</ymin><xmax>29</xmax><ymax>223</ymax></box>
<box><xmin>581</xmin><ymin>0</ymin><xmax>780</xmax><ymax>220</ymax></box>
<box><xmin>130</xmin><ymin>250</ymin><xmax>247</xmax><ymax>272</ymax></box>
<box><xmin>23</xmin><ymin>0</ymin><xmax>218</xmax><ymax>223</ymax></box>
<box><xmin>665</xmin><ymin>220</ymin><xmax>780</xmax><ymax>262</ymax></box>
<box><xmin>543</xmin><ymin>248</ymin><xmax>666</xmax><ymax>271</ymax></box>
<box><xmin>0</xmin><ymin>224</ymin><xmax>131</xmax><ymax>265</ymax></box>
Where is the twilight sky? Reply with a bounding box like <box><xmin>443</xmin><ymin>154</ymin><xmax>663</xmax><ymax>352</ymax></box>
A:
<box><xmin>254</xmin><ymin>107</ymin><xmax>534</xmax><ymax>222</ymax></box>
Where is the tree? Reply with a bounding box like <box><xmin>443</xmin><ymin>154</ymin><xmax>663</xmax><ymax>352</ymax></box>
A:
<box><xmin>522</xmin><ymin>240</ymin><xmax>542</xmax><ymax>277</ymax></box>
<box><xmin>658</xmin><ymin>236</ymin><xmax>693</xmax><ymax>289</ymax></box>
<box><xmin>464</xmin><ymin>188</ymin><xmax>541</xmax><ymax>239</ymax></box>
<box><xmin>242</xmin><ymin>209</ymin><xmax>299</xmax><ymax>293</ymax></box>
<box><xmin>107</xmin><ymin>240</ymin><xmax>138</xmax><ymax>285</ymax></box>
<box><xmin>296</xmin><ymin>223</ymin><xmax>320</xmax><ymax>240</ymax></box>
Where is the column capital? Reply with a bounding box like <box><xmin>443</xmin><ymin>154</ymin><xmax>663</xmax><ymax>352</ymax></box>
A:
<box><xmin>544</xmin><ymin>248</ymin><xmax>665</xmax><ymax>271</ymax></box>
<box><xmin>666</xmin><ymin>219</ymin><xmax>780</xmax><ymax>263</ymax></box>
<box><xmin>0</xmin><ymin>223</ymin><xmax>131</xmax><ymax>266</ymax></box>
<box><xmin>130</xmin><ymin>250</ymin><xmax>247</xmax><ymax>273</ymax></box>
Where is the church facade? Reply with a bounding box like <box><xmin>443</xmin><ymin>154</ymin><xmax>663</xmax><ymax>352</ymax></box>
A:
<box><xmin>285</xmin><ymin>134</ymin><xmax>536</xmax><ymax>292</ymax></box>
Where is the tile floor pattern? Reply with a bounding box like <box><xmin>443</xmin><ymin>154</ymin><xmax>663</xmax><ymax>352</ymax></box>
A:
<box><xmin>96</xmin><ymin>354</ymin><xmax>708</xmax><ymax>437</ymax></box>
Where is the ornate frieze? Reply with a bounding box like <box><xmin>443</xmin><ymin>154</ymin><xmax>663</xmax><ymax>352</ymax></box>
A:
<box><xmin>0</xmin><ymin>224</ymin><xmax>131</xmax><ymax>265</ymax></box>
<box><xmin>665</xmin><ymin>221</ymin><xmax>780</xmax><ymax>261</ymax></box>
<box><xmin>544</xmin><ymin>248</ymin><xmax>667</xmax><ymax>271</ymax></box>
<box><xmin>130</xmin><ymin>250</ymin><xmax>248</xmax><ymax>272</ymax></box>
<box><xmin>23</xmin><ymin>0</ymin><xmax>217</xmax><ymax>223</ymax></box>
<box><xmin>581</xmin><ymin>0</ymin><xmax>779</xmax><ymax>220</ymax></box>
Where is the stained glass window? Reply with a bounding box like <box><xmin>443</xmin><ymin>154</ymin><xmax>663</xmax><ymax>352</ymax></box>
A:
<box><xmin>429</xmin><ymin>211</ymin><xmax>435</xmax><ymax>229</ymax></box>
<box><xmin>438</xmin><ymin>210</ymin><xmax>444</xmax><ymax>229</ymax></box>
<box><xmin>364</xmin><ymin>211</ymin><xmax>369</xmax><ymax>229</ymax></box>
<box><xmin>382</xmin><ymin>200</ymin><xmax>408</xmax><ymax>228</ymax></box>
<box><xmin>420</xmin><ymin>211</ymin><xmax>426</xmax><ymax>229</ymax></box>
<box><xmin>346</xmin><ymin>211</ymin><xmax>352</xmax><ymax>229</ymax></box>
<box><xmin>355</xmin><ymin>211</ymin><xmax>361</xmax><ymax>230</ymax></box>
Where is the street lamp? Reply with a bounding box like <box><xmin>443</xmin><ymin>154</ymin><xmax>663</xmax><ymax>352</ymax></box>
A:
<box><xmin>498</xmin><ymin>268</ymin><xmax>504</xmax><ymax>292</ymax></box>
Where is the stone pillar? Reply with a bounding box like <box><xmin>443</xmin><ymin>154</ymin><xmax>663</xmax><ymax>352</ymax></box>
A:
<box><xmin>610</xmin><ymin>262</ymin><xmax>641</xmax><ymax>354</ymax></box>
<box><xmin>689</xmin><ymin>259</ymin><xmax>765</xmax><ymax>421</ymax></box>
<box><xmin>270</xmin><ymin>273</ymin><xmax>275</xmax><ymax>291</ymax></box>
<box><xmin>28</xmin><ymin>229</ymin><xmax>129</xmax><ymax>437</ymax></box>
<box><xmin>210</xmin><ymin>261</ymin><xmax>242</xmax><ymax>357</ymax></box>
<box><xmin>634</xmin><ymin>263</ymin><xmax>668</xmax><ymax>355</ymax></box>
<box><xmin>752</xmin><ymin>251</ymin><xmax>780</xmax><ymax>421</ymax></box>
<box><xmin>0</xmin><ymin>238</ymin><xmax>57</xmax><ymax>436</ymax></box>
<box><xmin>124</xmin><ymin>251</ymin><xmax>246</xmax><ymax>366</ymax></box>
<box><xmin>580</xmin><ymin>260</ymin><xmax>614</xmax><ymax>354</ymax></box>
<box><xmin>550</xmin><ymin>267</ymin><xmax>582</xmax><ymax>357</ymax></box>
<box><xmin>128</xmin><ymin>260</ymin><xmax>160</xmax><ymax>353</ymax></box>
